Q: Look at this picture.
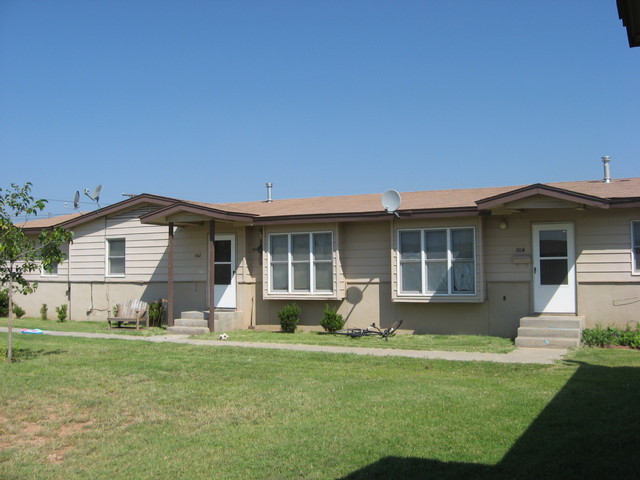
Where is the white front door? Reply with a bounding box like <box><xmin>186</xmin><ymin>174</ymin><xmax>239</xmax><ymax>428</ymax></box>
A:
<box><xmin>208</xmin><ymin>234</ymin><xmax>236</xmax><ymax>309</ymax></box>
<box><xmin>532</xmin><ymin>223</ymin><xmax>576</xmax><ymax>313</ymax></box>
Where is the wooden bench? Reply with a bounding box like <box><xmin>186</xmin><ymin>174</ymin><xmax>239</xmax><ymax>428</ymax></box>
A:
<box><xmin>107</xmin><ymin>299</ymin><xmax>148</xmax><ymax>330</ymax></box>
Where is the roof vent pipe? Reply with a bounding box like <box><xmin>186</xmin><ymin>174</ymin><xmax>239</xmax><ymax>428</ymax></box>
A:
<box><xmin>601</xmin><ymin>156</ymin><xmax>612</xmax><ymax>183</ymax></box>
<box><xmin>265</xmin><ymin>182</ymin><xmax>273</xmax><ymax>203</ymax></box>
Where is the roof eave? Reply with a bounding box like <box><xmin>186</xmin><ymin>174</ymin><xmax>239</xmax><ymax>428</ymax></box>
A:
<box><xmin>475</xmin><ymin>184</ymin><xmax>610</xmax><ymax>210</ymax></box>
<box><xmin>140</xmin><ymin>203</ymin><xmax>256</xmax><ymax>225</ymax></box>
<box><xmin>252</xmin><ymin>207</ymin><xmax>480</xmax><ymax>225</ymax></box>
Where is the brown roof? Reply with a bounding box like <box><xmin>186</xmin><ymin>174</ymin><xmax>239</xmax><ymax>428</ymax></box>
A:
<box><xmin>19</xmin><ymin>177</ymin><xmax>640</xmax><ymax>230</ymax></box>
<box><xmin>192</xmin><ymin>177</ymin><xmax>640</xmax><ymax>221</ymax></box>
<box><xmin>17</xmin><ymin>212</ymin><xmax>87</xmax><ymax>231</ymax></box>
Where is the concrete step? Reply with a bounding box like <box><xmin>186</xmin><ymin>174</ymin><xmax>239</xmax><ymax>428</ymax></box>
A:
<box><xmin>167</xmin><ymin>326</ymin><xmax>210</xmax><ymax>335</ymax></box>
<box><xmin>517</xmin><ymin>327</ymin><xmax>581</xmax><ymax>339</ymax></box>
<box><xmin>515</xmin><ymin>336</ymin><xmax>580</xmax><ymax>349</ymax></box>
<box><xmin>180</xmin><ymin>311</ymin><xmax>207</xmax><ymax>320</ymax></box>
<box><xmin>519</xmin><ymin>316</ymin><xmax>584</xmax><ymax>329</ymax></box>
<box><xmin>174</xmin><ymin>318</ymin><xmax>208</xmax><ymax>328</ymax></box>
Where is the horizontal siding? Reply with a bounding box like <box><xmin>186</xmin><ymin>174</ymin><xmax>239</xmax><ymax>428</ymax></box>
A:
<box><xmin>341</xmin><ymin>222</ymin><xmax>391</xmax><ymax>282</ymax></box>
<box><xmin>576</xmin><ymin>210</ymin><xmax>637</xmax><ymax>282</ymax></box>
<box><xmin>482</xmin><ymin>208</ymin><xmax>640</xmax><ymax>284</ymax></box>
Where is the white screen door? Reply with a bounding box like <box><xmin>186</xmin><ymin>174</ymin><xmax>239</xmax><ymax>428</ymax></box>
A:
<box><xmin>532</xmin><ymin>223</ymin><xmax>576</xmax><ymax>313</ymax></box>
<box><xmin>208</xmin><ymin>234</ymin><xmax>236</xmax><ymax>309</ymax></box>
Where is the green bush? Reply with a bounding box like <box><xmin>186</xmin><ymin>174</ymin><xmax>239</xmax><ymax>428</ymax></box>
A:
<box><xmin>582</xmin><ymin>324</ymin><xmax>640</xmax><ymax>349</ymax></box>
<box><xmin>0</xmin><ymin>290</ymin><xmax>8</xmax><ymax>317</ymax></box>
<box><xmin>320</xmin><ymin>304</ymin><xmax>344</xmax><ymax>333</ymax></box>
<box><xmin>40</xmin><ymin>303</ymin><xmax>48</xmax><ymax>320</ymax></box>
<box><xmin>12</xmin><ymin>304</ymin><xmax>25</xmax><ymax>318</ymax></box>
<box><xmin>278</xmin><ymin>303</ymin><xmax>301</xmax><ymax>333</ymax></box>
<box><xmin>56</xmin><ymin>304</ymin><xmax>68</xmax><ymax>322</ymax></box>
<box><xmin>148</xmin><ymin>299</ymin><xmax>166</xmax><ymax>328</ymax></box>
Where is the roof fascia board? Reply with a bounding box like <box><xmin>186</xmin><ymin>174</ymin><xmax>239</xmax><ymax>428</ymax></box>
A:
<box><xmin>22</xmin><ymin>194</ymin><xmax>179</xmax><ymax>233</ymax></box>
<box><xmin>253</xmin><ymin>207</ymin><xmax>479</xmax><ymax>225</ymax></box>
<box><xmin>140</xmin><ymin>203</ymin><xmax>255</xmax><ymax>225</ymax></box>
<box><xmin>476</xmin><ymin>184</ymin><xmax>609</xmax><ymax>210</ymax></box>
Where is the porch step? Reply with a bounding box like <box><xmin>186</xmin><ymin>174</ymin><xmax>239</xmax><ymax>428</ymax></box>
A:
<box><xmin>167</xmin><ymin>313</ymin><xmax>210</xmax><ymax>335</ymax></box>
<box><xmin>166</xmin><ymin>310</ymin><xmax>244</xmax><ymax>335</ymax></box>
<box><xmin>515</xmin><ymin>315</ymin><xmax>584</xmax><ymax>349</ymax></box>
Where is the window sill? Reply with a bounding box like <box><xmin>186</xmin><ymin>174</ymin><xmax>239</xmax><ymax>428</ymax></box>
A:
<box><xmin>265</xmin><ymin>293</ymin><xmax>340</xmax><ymax>301</ymax></box>
<box><xmin>393</xmin><ymin>294</ymin><xmax>482</xmax><ymax>303</ymax></box>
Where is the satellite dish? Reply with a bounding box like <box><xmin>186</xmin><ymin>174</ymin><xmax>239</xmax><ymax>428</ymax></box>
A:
<box><xmin>84</xmin><ymin>184</ymin><xmax>103</xmax><ymax>208</ymax></box>
<box><xmin>73</xmin><ymin>191</ymin><xmax>80</xmax><ymax>210</ymax></box>
<box><xmin>382</xmin><ymin>189</ymin><xmax>402</xmax><ymax>215</ymax></box>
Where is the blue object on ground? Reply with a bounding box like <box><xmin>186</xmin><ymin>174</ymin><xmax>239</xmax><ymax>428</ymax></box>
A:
<box><xmin>20</xmin><ymin>328</ymin><xmax>44</xmax><ymax>334</ymax></box>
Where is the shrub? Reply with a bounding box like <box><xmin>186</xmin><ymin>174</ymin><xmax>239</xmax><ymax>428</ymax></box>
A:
<box><xmin>40</xmin><ymin>303</ymin><xmax>48</xmax><ymax>320</ymax></box>
<box><xmin>56</xmin><ymin>304</ymin><xmax>68</xmax><ymax>322</ymax></box>
<box><xmin>0</xmin><ymin>290</ymin><xmax>8</xmax><ymax>317</ymax></box>
<box><xmin>148</xmin><ymin>299</ymin><xmax>166</xmax><ymax>328</ymax></box>
<box><xmin>278</xmin><ymin>303</ymin><xmax>301</xmax><ymax>333</ymax></box>
<box><xmin>12</xmin><ymin>305</ymin><xmax>25</xmax><ymax>318</ymax></box>
<box><xmin>321</xmin><ymin>304</ymin><xmax>344</xmax><ymax>333</ymax></box>
<box><xmin>582</xmin><ymin>324</ymin><xmax>640</xmax><ymax>349</ymax></box>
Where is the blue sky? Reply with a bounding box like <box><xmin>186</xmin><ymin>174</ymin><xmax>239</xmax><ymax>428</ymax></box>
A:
<box><xmin>1</xmin><ymin>0</ymin><xmax>638</xmax><ymax>217</ymax></box>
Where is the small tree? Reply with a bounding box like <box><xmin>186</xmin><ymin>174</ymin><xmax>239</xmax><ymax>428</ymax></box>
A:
<box><xmin>1</xmin><ymin>183</ymin><xmax>73</xmax><ymax>362</ymax></box>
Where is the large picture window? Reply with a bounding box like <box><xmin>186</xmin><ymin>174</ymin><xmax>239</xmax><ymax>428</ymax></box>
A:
<box><xmin>398</xmin><ymin>227</ymin><xmax>476</xmax><ymax>296</ymax></box>
<box><xmin>107</xmin><ymin>239</ymin><xmax>125</xmax><ymax>276</ymax></box>
<box><xmin>269</xmin><ymin>232</ymin><xmax>333</xmax><ymax>294</ymax></box>
<box><xmin>633</xmin><ymin>221</ymin><xmax>640</xmax><ymax>274</ymax></box>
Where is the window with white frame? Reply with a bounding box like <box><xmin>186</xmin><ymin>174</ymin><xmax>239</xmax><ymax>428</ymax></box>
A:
<box><xmin>398</xmin><ymin>227</ymin><xmax>476</xmax><ymax>295</ymax></box>
<box><xmin>41</xmin><ymin>262</ymin><xmax>58</xmax><ymax>277</ymax></box>
<box><xmin>633</xmin><ymin>221</ymin><xmax>640</xmax><ymax>273</ymax></box>
<box><xmin>107</xmin><ymin>239</ymin><xmax>126</xmax><ymax>276</ymax></box>
<box><xmin>269</xmin><ymin>232</ymin><xmax>333</xmax><ymax>294</ymax></box>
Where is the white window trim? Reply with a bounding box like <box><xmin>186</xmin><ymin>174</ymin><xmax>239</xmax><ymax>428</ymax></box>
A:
<box><xmin>397</xmin><ymin>227</ymin><xmax>477</xmax><ymax>297</ymax></box>
<box><xmin>267</xmin><ymin>231</ymin><xmax>335</xmax><ymax>296</ymax></box>
<box><xmin>106</xmin><ymin>238</ymin><xmax>126</xmax><ymax>277</ymax></box>
<box><xmin>632</xmin><ymin>220</ymin><xmax>640</xmax><ymax>275</ymax></box>
<box><xmin>40</xmin><ymin>263</ymin><xmax>59</xmax><ymax>277</ymax></box>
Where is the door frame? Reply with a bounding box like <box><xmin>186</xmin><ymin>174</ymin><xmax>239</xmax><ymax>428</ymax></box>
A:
<box><xmin>531</xmin><ymin>222</ymin><xmax>576</xmax><ymax>313</ymax></box>
<box><xmin>207</xmin><ymin>233</ymin><xmax>237</xmax><ymax>309</ymax></box>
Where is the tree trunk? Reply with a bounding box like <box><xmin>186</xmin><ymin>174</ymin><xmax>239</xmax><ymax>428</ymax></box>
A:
<box><xmin>6</xmin><ymin>266</ymin><xmax>13</xmax><ymax>363</ymax></box>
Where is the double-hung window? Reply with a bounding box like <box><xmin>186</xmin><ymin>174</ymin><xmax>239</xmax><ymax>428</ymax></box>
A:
<box><xmin>269</xmin><ymin>232</ymin><xmax>333</xmax><ymax>294</ymax></box>
<box><xmin>632</xmin><ymin>221</ymin><xmax>640</xmax><ymax>274</ymax></box>
<box><xmin>107</xmin><ymin>239</ymin><xmax>126</xmax><ymax>276</ymax></box>
<box><xmin>398</xmin><ymin>227</ymin><xmax>476</xmax><ymax>295</ymax></box>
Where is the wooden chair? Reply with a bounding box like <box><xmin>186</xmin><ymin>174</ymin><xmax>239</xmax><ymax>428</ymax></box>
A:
<box><xmin>107</xmin><ymin>299</ymin><xmax>148</xmax><ymax>330</ymax></box>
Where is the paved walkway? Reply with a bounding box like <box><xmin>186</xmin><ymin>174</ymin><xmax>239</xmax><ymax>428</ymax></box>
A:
<box><xmin>2</xmin><ymin>327</ymin><xmax>568</xmax><ymax>364</ymax></box>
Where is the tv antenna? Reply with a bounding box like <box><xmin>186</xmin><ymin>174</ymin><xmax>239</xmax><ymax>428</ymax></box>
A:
<box><xmin>382</xmin><ymin>189</ymin><xmax>401</xmax><ymax>218</ymax></box>
<box><xmin>84</xmin><ymin>184</ymin><xmax>102</xmax><ymax>208</ymax></box>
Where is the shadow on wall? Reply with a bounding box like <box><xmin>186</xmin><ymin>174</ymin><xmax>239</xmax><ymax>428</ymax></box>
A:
<box><xmin>339</xmin><ymin>360</ymin><xmax>640</xmax><ymax>479</ymax></box>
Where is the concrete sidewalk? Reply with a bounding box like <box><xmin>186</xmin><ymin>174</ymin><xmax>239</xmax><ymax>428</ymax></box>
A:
<box><xmin>2</xmin><ymin>327</ymin><xmax>569</xmax><ymax>364</ymax></box>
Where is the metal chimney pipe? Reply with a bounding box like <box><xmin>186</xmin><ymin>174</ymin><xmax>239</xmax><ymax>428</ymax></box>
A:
<box><xmin>601</xmin><ymin>156</ymin><xmax>611</xmax><ymax>183</ymax></box>
<box><xmin>265</xmin><ymin>182</ymin><xmax>273</xmax><ymax>203</ymax></box>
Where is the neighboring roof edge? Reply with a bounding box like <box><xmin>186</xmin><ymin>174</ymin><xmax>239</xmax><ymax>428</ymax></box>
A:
<box><xmin>618</xmin><ymin>0</ymin><xmax>640</xmax><ymax>47</ymax></box>
<box><xmin>475</xmin><ymin>183</ymin><xmax>611</xmax><ymax>210</ymax></box>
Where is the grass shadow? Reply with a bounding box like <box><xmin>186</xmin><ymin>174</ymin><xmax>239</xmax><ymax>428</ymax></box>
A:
<box><xmin>3</xmin><ymin>348</ymin><xmax>68</xmax><ymax>363</ymax></box>
<box><xmin>341</xmin><ymin>358</ymin><xmax>640</xmax><ymax>479</ymax></box>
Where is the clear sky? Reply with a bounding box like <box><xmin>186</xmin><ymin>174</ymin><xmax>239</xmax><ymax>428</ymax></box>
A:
<box><xmin>1</xmin><ymin>0</ymin><xmax>638</xmax><ymax>217</ymax></box>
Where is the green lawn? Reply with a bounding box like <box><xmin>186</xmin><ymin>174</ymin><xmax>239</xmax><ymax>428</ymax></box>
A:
<box><xmin>1</xmin><ymin>317</ymin><xmax>515</xmax><ymax>353</ymax></box>
<box><xmin>1</xmin><ymin>333</ymin><xmax>639</xmax><ymax>479</ymax></box>
<box><xmin>0</xmin><ymin>317</ymin><xmax>166</xmax><ymax>336</ymax></box>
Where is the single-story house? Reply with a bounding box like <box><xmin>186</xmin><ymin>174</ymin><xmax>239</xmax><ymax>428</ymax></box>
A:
<box><xmin>15</xmin><ymin>173</ymin><xmax>640</xmax><ymax>343</ymax></box>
